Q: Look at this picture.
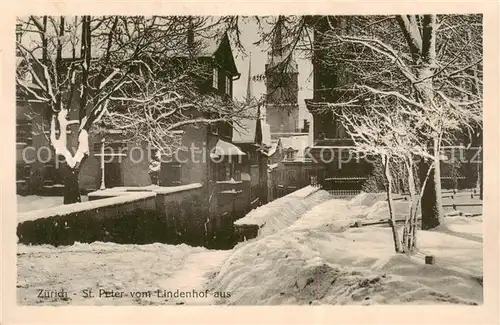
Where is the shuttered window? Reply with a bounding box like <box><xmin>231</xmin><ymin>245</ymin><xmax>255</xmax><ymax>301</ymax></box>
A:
<box><xmin>225</xmin><ymin>76</ymin><xmax>231</xmax><ymax>95</ymax></box>
<box><xmin>212</xmin><ymin>67</ymin><xmax>219</xmax><ymax>89</ymax></box>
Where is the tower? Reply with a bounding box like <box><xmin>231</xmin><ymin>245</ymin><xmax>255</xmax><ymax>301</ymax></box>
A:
<box><xmin>246</xmin><ymin>53</ymin><xmax>253</xmax><ymax>103</ymax></box>
<box><xmin>264</xmin><ymin>16</ymin><xmax>299</xmax><ymax>139</ymax></box>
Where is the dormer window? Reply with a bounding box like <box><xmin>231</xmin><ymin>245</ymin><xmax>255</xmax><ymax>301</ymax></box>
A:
<box><xmin>225</xmin><ymin>76</ymin><xmax>231</xmax><ymax>95</ymax></box>
<box><xmin>212</xmin><ymin>67</ymin><xmax>219</xmax><ymax>89</ymax></box>
<box><xmin>285</xmin><ymin>149</ymin><xmax>295</xmax><ymax>160</ymax></box>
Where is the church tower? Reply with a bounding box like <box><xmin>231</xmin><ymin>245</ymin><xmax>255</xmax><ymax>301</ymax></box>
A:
<box><xmin>264</xmin><ymin>16</ymin><xmax>300</xmax><ymax>141</ymax></box>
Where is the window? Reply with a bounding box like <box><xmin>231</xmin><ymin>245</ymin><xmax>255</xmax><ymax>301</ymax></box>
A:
<box><xmin>16</xmin><ymin>163</ymin><xmax>31</xmax><ymax>184</ymax></box>
<box><xmin>225</xmin><ymin>76</ymin><xmax>231</xmax><ymax>95</ymax></box>
<box><xmin>212</xmin><ymin>67</ymin><xmax>219</xmax><ymax>89</ymax></box>
<box><xmin>285</xmin><ymin>150</ymin><xmax>295</xmax><ymax>161</ymax></box>
<box><xmin>234</xmin><ymin>165</ymin><xmax>241</xmax><ymax>181</ymax></box>
<box><xmin>16</xmin><ymin>120</ymin><xmax>32</xmax><ymax>146</ymax></box>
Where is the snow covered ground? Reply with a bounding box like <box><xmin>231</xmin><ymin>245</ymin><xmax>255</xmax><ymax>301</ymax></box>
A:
<box><xmin>17</xmin><ymin>195</ymin><xmax>88</xmax><ymax>213</ymax></box>
<box><xmin>17</xmin><ymin>191</ymin><xmax>483</xmax><ymax>306</ymax></box>
<box><xmin>208</xmin><ymin>193</ymin><xmax>483</xmax><ymax>305</ymax></box>
<box><xmin>17</xmin><ymin>242</ymin><xmax>230</xmax><ymax>305</ymax></box>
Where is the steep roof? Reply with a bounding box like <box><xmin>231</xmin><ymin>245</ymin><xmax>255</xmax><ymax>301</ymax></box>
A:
<box><xmin>261</xmin><ymin>120</ymin><xmax>272</xmax><ymax>146</ymax></box>
<box><xmin>196</xmin><ymin>35</ymin><xmax>221</xmax><ymax>56</ymax></box>
<box><xmin>19</xmin><ymin>22</ymin><xmax>238</xmax><ymax>75</ymax></box>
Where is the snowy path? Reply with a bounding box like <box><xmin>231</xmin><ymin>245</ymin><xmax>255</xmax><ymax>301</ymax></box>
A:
<box><xmin>157</xmin><ymin>250</ymin><xmax>231</xmax><ymax>305</ymax></box>
<box><xmin>17</xmin><ymin>242</ymin><xmax>230</xmax><ymax>306</ymax></box>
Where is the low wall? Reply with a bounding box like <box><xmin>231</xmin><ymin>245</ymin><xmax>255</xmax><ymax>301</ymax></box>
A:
<box><xmin>17</xmin><ymin>192</ymin><xmax>157</xmax><ymax>246</ymax></box>
<box><xmin>17</xmin><ymin>183</ymin><xmax>204</xmax><ymax>246</ymax></box>
<box><xmin>233</xmin><ymin>185</ymin><xmax>325</xmax><ymax>242</ymax></box>
<box><xmin>153</xmin><ymin>185</ymin><xmax>207</xmax><ymax>246</ymax></box>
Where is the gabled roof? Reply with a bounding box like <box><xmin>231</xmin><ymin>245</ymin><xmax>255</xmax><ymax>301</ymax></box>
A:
<box><xmin>19</xmin><ymin>24</ymin><xmax>239</xmax><ymax>75</ymax></box>
<box><xmin>278</xmin><ymin>135</ymin><xmax>311</xmax><ymax>157</ymax></box>
<box><xmin>209</xmin><ymin>33</ymin><xmax>239</xmax><ymax>76</ymax></box>
<box><xmin>196</xmin><ymin>35</ymin><xmax>221</xmax><ymax>57</ymax></box>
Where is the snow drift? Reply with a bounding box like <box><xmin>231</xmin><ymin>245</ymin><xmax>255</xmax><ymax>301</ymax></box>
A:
<box><xmin>234</xmin><ymin>186</ymin><xmax>332</xmax><ymax>238</ymax></box>
<box><xmin>208</xmin><ymin>192</ymin><xmax>483</xmax><ymax>305</ymax></box>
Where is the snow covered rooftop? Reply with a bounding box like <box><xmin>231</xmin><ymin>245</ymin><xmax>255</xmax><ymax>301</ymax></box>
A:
<box><xmin>277</xmin><ymin>135</ymin><xmax>311</xmax><ymax>159</ymax></box>
<box><xmin>212</xmin><ymin>139</ymin><xmax>246</xmax><ymax>157</ymax></box>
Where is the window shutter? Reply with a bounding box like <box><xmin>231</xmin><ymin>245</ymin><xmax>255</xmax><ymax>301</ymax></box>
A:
<box><xmin>212</xmin><ymin>67</ymin><xmax>219</xmax><ymax>89</ymax></box>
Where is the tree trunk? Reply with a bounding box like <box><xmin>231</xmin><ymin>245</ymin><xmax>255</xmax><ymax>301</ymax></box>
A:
<box><xmin>397</xmin><ymin>15</ymin><xmax>443</xmax><ymax>231</ymax></box>
<box><xmin>420</xmin><ymin>140</ymin><xmax>444</xmax><ymax>229</ymax></box>
<box><xmin>405</xmin><ymin>156</ymin><xmax>419</xmax><ymax>251</ymax></box>
<box><xmin>479</xmin><ymin>156</ymin><xmax>483</xmax><ymax>200</ymax></box>
<box><xmin>61</xmin><ymin>163</ymin><xmax>82</xmax><ymax>204</ymax></box>
<box><xmin>383</xmin><ymin>156</ymin><xmax>402</xmax><ymax>253</ymax></box>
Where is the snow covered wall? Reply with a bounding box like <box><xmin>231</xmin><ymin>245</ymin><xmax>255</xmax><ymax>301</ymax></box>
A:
<box><xmin>17</xmin><ymin>184</ymin><xmax>206</xmax><ymax>246</ymax></box>
<box><xmin>233</xmin><ymin>186</ymin><xmax>332</xmax><ymax>241</ymax></box>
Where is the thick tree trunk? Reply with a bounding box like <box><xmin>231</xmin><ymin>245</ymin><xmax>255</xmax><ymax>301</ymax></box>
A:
<box><xmin>420</xmin><ymin>142</ymin><xmax>444</xmax><ymax>230</ymax></box>
<box><xmin>62</xmin><ymin>163</ymin><xmax>82</xmax><ymax>204</ymax></box>
<box><xmin>397</xmin><ymin>15</ymin><xmax>444</xmax><ymax>230</ymax></box>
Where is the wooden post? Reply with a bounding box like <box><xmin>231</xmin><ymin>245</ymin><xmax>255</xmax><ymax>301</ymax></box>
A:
<box><xmin>479</xmin><ymin>145</ymin><xmax>483</xmax><ymax>200</ymax></box>
<box><xmin>99</xmin><ymin>137</ymin><xmax>106</xmax><ymax>190</ymax></box>
<box><xmin>425</xmin><ymin>255</ymin><xmax>435</xmax><ymax>265</ymax></box>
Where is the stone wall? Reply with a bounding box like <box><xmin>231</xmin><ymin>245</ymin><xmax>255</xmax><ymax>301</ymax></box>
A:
<box><xmin>17</xmin><ymin>192</ymin><xmax>158</xmax><ymax>246</ymax></box>
<box><xmin>17</xmin><ymin>184</ymin><xmax>205</xmax><ymax>246</ymax></box>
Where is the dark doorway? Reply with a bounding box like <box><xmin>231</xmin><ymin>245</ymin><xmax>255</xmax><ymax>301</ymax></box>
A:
<box><xmin>159</xmin><ymin>162</ymin><xmax>182</xmax><ymax>186</ymax></box>
<box><xmin>105</xmin><ymin>162</ymin><xmax>123</xmax><ymax>188</ymax></box>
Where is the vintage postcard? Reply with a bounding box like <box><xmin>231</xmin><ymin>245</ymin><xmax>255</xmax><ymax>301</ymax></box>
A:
<box><xmin>1</xmin><ymin>1</ymin><xmax>499</xmax><ymax>324</ymax></box>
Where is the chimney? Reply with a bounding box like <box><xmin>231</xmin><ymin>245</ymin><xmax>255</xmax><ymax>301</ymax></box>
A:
<box><xmin>302</xmin><ymin>119</ymin><xmax>310</xmax><ymax>133</ymax></box>
<box><xmin>245</xmin><ymin>53</ymin><xmax>253</xmax><ymax>103</ymax></box>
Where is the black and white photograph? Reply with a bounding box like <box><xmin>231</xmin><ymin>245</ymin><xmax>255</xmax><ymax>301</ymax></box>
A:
<box><xmin>8</xmin><ymin>10</ymin><xmax>494</xmax><ymax>312</ymax></box>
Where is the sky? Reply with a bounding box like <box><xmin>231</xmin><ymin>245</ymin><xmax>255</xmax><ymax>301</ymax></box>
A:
<box><xmin>229</xmin><ymin>19</ymin><xmax>314</xmax><ymax>127</ymax></box>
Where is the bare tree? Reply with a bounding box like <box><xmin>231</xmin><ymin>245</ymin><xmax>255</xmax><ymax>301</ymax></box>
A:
<box><xmin>333</xmin><ymin>101</ymin><xmax>405</xmax><ymax>253</ymax></box>
<box><xmin>215</xmin><ymin>14</ymin><xmax>482</xmax><ymax>232</ymax></box>
<box><xmin>309</xmin><ymin>14</ymin><xmax>483</xmax><ymax>229</ymax></box>
<box><xmin>16</xmin><ymin>15</ymin><xmax>252</xmax><ymax>203</ymax></box>
<box><xmin>333</xmin><ymin>86</ymin><xmax>481</xmax><ymax>252</ymax></box>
